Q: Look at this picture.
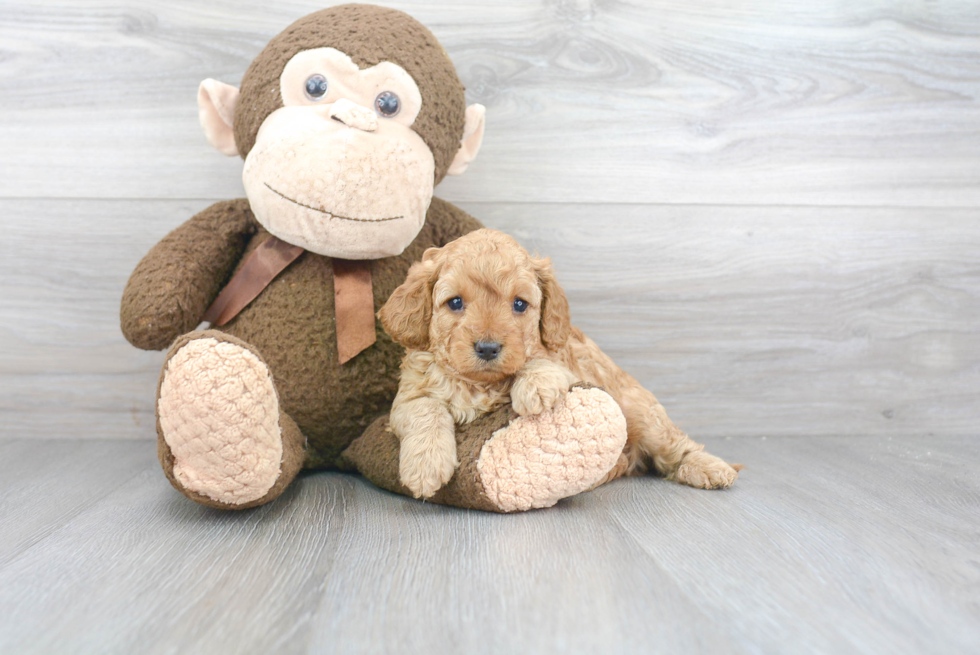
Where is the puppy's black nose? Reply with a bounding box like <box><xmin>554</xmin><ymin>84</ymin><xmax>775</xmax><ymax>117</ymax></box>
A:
<box><xmin>474</xmin><ymin>341</ymin><xmax>502</xmax><ymax>361</ymax></box>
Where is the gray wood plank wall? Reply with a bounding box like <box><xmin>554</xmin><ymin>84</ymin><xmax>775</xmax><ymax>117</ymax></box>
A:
<box><xmin>1</xmin><ymin>0</ymin><xmax>978</xmax><ymax>441</ymax></box>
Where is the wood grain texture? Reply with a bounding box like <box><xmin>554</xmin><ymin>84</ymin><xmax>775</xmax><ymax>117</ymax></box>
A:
<box><xmin>0</xmin><ymin>439</ymin><xmax>155</xmax><ymax>566</ymax></box>
<box><xmin>475</xmin><ymin>202</ymin><xmax>980</xmax><ymax>439</ymax></box>
<box><xmin>601</xmin><ymin>434</ymin><xmax>980</xmax><ymax>655</ymax></box>
<box><xmin>0</xmin><ymin>436</ymin><xmax>976</xmax><ymax>654</ymax></box>
<box><xmin>0</xmin><ymin>0</ymin><xmax>978</xmax><ymax>205</ymax></box>
<box><xmin>2</xmin><ymin>199</ymin><xmax>977</xmax><ymax>440</ymax></box>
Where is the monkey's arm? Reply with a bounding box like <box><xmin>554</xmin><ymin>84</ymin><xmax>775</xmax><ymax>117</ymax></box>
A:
<box><xmin>120</xmin><ymin>199</ymin><xmax>258</xmax><ymax>350</ymax></box>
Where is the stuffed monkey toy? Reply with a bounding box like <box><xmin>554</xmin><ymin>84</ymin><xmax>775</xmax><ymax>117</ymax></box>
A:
<box><xmin>121</xmin><ymin>4</ymin><xmax>631</xmax><ymax>512</ymax></box>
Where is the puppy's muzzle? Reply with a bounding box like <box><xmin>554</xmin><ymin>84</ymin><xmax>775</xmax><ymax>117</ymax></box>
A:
<box><xmin>474</xmin><ymin>341</ymin><xmax>502</xmax><ymax>361</ymax></box>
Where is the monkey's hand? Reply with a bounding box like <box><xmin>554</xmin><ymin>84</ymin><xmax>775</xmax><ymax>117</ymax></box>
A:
<box><xmin>511</xmin><ymin>359</ymin><xmax>577</xmax><ymax>416</ymax></box>
<box><xmin>121</xmin><ymin>199</ymin><xmax>256</xmax><ymax>350</ymax></box>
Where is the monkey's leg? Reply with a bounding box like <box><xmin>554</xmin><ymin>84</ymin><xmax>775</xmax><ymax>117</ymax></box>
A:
<box><xmin>620</xmin><ymin>385</ymin><xmax>739</xmax><ymax>489</ymax></box>
<box><xmin>156</xmin><ymin>330</ymin><xmax>305</xmax><ymax>510</ymax></box>
<box><xmin>342</xmin><ymin>386</ymin><xmax>627</xmax><ymax>512</ymax></box>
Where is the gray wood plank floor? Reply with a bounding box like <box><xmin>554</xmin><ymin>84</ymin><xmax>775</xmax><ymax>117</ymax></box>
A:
<box><xmin>0</xmin><ymin>436</ymin><xmax>976</xmax><ymax>655</ymax></box>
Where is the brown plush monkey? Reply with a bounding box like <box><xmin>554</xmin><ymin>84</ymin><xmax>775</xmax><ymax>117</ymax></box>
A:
<box><xmin>121</xmin><ymin>4</ymin><xmax>630</xmax><ymax>512</ymax></box>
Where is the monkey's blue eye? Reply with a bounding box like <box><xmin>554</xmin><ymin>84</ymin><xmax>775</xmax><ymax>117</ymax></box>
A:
<box><xmin>375</xmin><ymin>91</ymin><xmax>400</xmax><ymax>117</ymax></box>
<box><xmin>304</xmin><ymin>74</ymin><xmax>328</xmax><ymax>100</ymax></box>
<box><xmin>447</xmin><ymin>296</ymin><xmax>464</xmax><ymax>311</ymax></box>
<box><xmin>513</xmin><ymin>298</ymin><xmax>528</xmax><ymax>313</ymax></box>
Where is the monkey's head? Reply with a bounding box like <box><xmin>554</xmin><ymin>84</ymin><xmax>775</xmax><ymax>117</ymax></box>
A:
<box><xmin>197</xmin><ymin>4</ymin><xmax>485</xmax><ymax>260</ymax></box>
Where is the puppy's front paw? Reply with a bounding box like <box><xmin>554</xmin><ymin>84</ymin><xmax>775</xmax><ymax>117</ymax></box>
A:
<box><xmin>511</xmin><ymin>359</ymin><xmax>577</xmax><ymax>416</ymax></box>
<box><xmin>511</xmin><ymin>382</ymin><xmax>563</xmax><ymax>416</ymax></box>
<box><xmin>673</xmin><ymin>451</ymin><xmax>739</xmax><ymax>489</ymax></box>
<box><xmin>399</xmin><ymin>431</ymin><xmax>459</xmax><ymax>499</ymax></box>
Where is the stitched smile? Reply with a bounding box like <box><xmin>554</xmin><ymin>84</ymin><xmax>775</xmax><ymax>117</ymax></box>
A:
<box><xmin>264</xmin><ymin>183</ymin><xmax>403</xmax><ymax>222</ymax></box>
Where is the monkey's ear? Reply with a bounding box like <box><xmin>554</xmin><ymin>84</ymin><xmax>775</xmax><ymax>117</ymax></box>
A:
<box><xmin>378</xmin><ymin>249</ymin><xmax>443</xmax><ymax>351</ymax></box>
<box><xmin>533</xmin><ymin>257</ymin><xmax>572</xmax><ymax>352</ymax></box>
<box><xmin>198</xmin><ymin>79</ymin><xmax>240</xmax><ymax>157</ymax></box>
<box><xmin>446</xmin><ymin>104</ymin><xmax>486</xmax><ymax>176</ymax></box>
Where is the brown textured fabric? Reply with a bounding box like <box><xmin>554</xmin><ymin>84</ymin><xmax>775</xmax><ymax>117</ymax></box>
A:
<box><xmin>156</xmin><ymin>330</ymin><xmax>307</xmax><ymax>510</ymax></box>
<box><xmin>219</xmin><ymin>198</ymin><xmax>481</xmax><ymax>468</ymax></box>
<box><xmin>340</xmin><ymin>383</ymin><xmax>609</xmax><ymax>512</ymax></box>
<box><xmin>340</xmin><ymin>405</ymin><xmax>520</xmax><ymax>513</ymax></box>
<box><xmin>121</xmin><ymin>199</ymin><xmax>258</xmax><ymax>351</ymax></box>
<box><xmin>203</xmin><ymin>235</ymin><xmax>305</xmax><ymax>326</ymax></box>
<box><xmin>233</xmin><ymin>4</ymin><xmax>466</xmax><ymax>185</ymax></box>
<box><xmin>333</xmin><ymin>259</ymin><xmax>377</xmax><ymax>364</ymax></box>
<box><xmin>123</xmin><ymin>197</ymin><xmax>483</xmax><ymax>471</ymax></box>
<box><xmin>122</xmin><ymin>5</ymin><xmax>491</xmax><ymax>509</ymax></box>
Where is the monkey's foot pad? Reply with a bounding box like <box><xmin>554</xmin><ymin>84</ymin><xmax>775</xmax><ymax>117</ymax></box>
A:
<box><xmin>158</xmin><ymin>337</ymin><xmax>283</xmax><ymax>505</ymax></box>
<box><xmin>477</xmin><ymin>387</ymin><xmax>628</xmax><ymax>512</ymax></box>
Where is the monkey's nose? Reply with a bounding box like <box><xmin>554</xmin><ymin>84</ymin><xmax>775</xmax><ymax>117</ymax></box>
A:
<box><xmin>327</xmin><ymin>98</ymin><xmax>377</xmax><ymax>132</ymax></box>
<box><xmin>474</xmin><ymin>341</ymin><xmax>502</xmax><ymax>361</ymax></box>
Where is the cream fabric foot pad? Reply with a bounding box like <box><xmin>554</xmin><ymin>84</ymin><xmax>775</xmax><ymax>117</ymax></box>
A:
<box><xmin>158</xmin><ymin>337</ymin><xmax>283</xmax><ymax>505</ymax></box>
<box><xmin>477</xmin><ymin>387</ymin><xmax>628</xmax><ymax>512</ymax></box>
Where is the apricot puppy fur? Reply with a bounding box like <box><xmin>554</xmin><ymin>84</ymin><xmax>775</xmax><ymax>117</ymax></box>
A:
<box><xmin>378</xmin><ymin>229</ymin><xmax>739</xmax><ymax>499</ymax></box>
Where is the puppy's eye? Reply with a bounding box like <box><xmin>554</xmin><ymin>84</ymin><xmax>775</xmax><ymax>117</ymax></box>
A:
<box><xmin>447</xmin><ymin>296</ymin><xmax>464</xmax><ymax>312</ymax></box>
<box><xmin>513</xmin><ymin>298</ymin><xmax>528</xmax><ymax>313</ymax></box>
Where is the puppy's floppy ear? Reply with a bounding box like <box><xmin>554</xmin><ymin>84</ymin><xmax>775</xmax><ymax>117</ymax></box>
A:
<box><xmin>379</xmin><ymin>247</ymin><xmax>443</xmax><ymax>350</ymax></box>
<box><xmin>533</xmin><ymin>256</ymin><xmax>572</xmax><ymax>351</ymax></box>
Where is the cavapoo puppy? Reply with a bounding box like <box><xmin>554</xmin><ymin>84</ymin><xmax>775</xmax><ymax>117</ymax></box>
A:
<box><xmin>378</xmin><ymin>229</ymin><xmax>740</xmax><ymax>499</ymax></box>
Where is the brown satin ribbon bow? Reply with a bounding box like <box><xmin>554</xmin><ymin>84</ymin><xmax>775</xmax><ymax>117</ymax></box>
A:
<box><xmin>203</xmin><ymin>235</ymin><xmax>377</xmax><ymax>364</ymax></box>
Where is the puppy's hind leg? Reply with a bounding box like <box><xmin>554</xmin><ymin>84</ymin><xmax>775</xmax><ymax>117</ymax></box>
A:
<box><xmin>620</xmin><ymin>386</ymin><xmax>739</xmax><ymax>489</ymax></box>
